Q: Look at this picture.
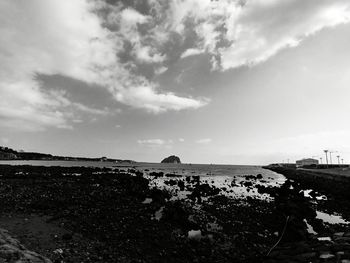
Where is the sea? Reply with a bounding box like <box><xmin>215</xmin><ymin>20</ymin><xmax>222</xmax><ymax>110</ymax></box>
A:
<box><xmin>0</xmin><ymin>160</ymin><xmax>284</xmax><ymax>180</ymax></box>
<box><xmin>0</xmin><ymin>160</ymin><xmax>286</xmax><ymax>200</ymax></box>
<box><xmin>0</xmin><ymin>160</ymin><xmax>347</xmax><ymax>225</ymax></box>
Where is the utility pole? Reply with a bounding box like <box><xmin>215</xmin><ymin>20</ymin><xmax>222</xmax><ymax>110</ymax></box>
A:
<box><xmin>320</xmin><ymin>157</ymin><xmax>322</xmax><ymax>164</ymax></box>
<box><xmin>342</xmin><ymin>159</ymin><xmax>344</xmax><ymax>165</ymax></box>
<box><xmin>337</xmin><ymin>155</ymin><xmax>340</xmax><ymax>165</ymax></box>
<box><xmin>324</xmin><ymin>150</ymin><xmax>329</xmax><ymax>168</ymax></box>
<box><xmin>329</xmin><ymin>152</ymin><xmax>333</xmax><ymax>165</ymax></box>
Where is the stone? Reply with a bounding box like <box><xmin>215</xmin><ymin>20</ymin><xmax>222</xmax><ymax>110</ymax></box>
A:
<box><xmin>319</xmin><ymin>252</ymin><xmax>335</xmax><ymax>260</ymax></box>
<box><xmin>295</xmin><ymin>252</ymin><xmax>316</xmax><ymax>261</ymax></box>
<box><xmin>0</xmin><ymin>228</ymin><xmax>51</xmax><ymax>263</ymax></box>
<box><xmin>334</xmin><ymin>232</ymin><xmax>345</xmax><ymax>237</ymax></box>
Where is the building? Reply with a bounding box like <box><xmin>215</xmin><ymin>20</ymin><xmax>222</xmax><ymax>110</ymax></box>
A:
<box><xmin>296</xmin><ymin>158</ymin><xmax>319</xmax><ymax>167</ymax></box>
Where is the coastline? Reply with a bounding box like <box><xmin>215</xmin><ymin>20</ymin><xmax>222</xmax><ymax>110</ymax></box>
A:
<box><xmin>0</xmin><ymin>164</ymin><xmax>279</xmax><ymax>263</ymax></box>
<box><xmin>262</xmin><ymin>166</ymin><xmax>350</xmax><ymax>262</ymax></box>
<box><xmin>1</xmin><ymin>164</ymin><xmax>350</xmax><ymax>262</ymax></box>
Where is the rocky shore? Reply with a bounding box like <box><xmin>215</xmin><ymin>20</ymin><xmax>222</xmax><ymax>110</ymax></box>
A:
<box><xmin>0</xmin><ymin>227</ymin><xmax>52</xmax><ymax>262</ymax></box>
<box><xmin>263</xmin><ymin>166</ymin><xmax>350</xmax><ymax>262</ymax></box>
<box><xmin>0</xmin><ymin>164</ymin><xmax>349</xmax><ymax>262</ymax></box>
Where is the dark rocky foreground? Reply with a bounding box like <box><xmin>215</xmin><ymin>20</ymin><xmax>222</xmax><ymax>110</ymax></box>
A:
<box><xmin>0</xmin><ymin>165</ymin><xmax>349</xmax><ymax>262</ymax></box>
<box><xmin>263</xmin><ymin>166</ymin><xmax>350</xmax><ymax>263</ymax></box>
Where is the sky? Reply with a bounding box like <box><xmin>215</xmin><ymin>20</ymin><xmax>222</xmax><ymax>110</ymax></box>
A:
<box><xmin>1</xmin><ymin>0</ymin><xmax>350</xmax><ymax>165</ymax></box>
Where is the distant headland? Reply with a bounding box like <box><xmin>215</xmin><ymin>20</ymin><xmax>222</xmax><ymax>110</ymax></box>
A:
<box><xmin>0</xmin><ymin>146</ymin><xmax>135</xmax><ymax>163</ymax></box>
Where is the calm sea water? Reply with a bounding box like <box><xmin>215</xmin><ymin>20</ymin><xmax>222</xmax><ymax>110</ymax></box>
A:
<box><xmin>1</xmin><ymin>160</ymin><xmax>347</xmax><ymax>225</ymax></box>
<box><xmin>0</xmin><ymin>160</ymin><xmax>284</xmax><ymax>181</ymax></box>
<box><xmin>0</xmin><ymin>160</ymin><xmax>286</xmax><ymax>196</ymax></box>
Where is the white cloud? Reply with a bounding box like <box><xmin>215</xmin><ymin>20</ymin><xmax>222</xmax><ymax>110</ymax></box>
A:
<box><xmin>178</xmin><ymin>138</ymin><xmax>185</xmax><ymax>142</ymax></box>
<box><xmin>137</xmin><ymin>138</ymin><xmax>175</xmax><ymax>148</ymax></box>
<box><xmin>137</xmin><ymin>139</ymin><xmax>166</xmax><ymax>148</ymax></box>
<box><xmin>121</xmin><ymin>7</ymin><xmax>150</xmax><ymax>25</ymax></box>
<box><xmin>0</xmin><ymin>0</ymin><xmax>120</xmax><ymax>130</ymax></box>
<box><xmin>180</xmin><ymin>48</ymin><xmax>204</xmax><ymax>59</ymax></box>
<box><xmin>195</xmin><ymin>138</ymin><xmax>212</xmax><ymax>144</ymax></box>
<box><xmin>135</xmin><ymin>46</ymin><xmax>166</xmax><ymax>63</ymax></box>
<box><xmin>166</xmin><ymin>0</ymin><xmax>350</xmax><ymax>70</ymax></box>
<box><xmin>155</xmin><ymin>66</ymin><xmax>168</xmax><ymax>75</ymax></box>
<box><xmin>138</xmin><ymin>139</ymin><xmax>165</xmax><ymax>145</ymax></box>
<box><xmin>0</xmin><ymin>0</ymin><xmax>207</xmax><ymax>131</ymax></box>
<box><xmin>115</xmin><ymin>85</ymin><xmax>208</xmax><ymax>113</ymax></box>
<box><xmin>2</xmin><ymin>0</ymin><xmax>350</xmax><ymax>131</ymax></box>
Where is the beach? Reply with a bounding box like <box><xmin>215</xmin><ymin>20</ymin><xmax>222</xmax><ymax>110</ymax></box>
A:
<box><xmin>0</xmin><ymin>163</ymin><xmax>350</xmax><ymax>262</ymax></box>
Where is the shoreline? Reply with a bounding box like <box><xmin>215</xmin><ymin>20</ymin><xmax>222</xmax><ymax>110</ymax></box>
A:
<box><xmin>1</xmin><ymin>164</ymin><xmax>350</xmax><ymax>262</ymax></box>
<box><xmin>0</xmin><ymin>164</ymin><xmax>279</xmax><ymax>263</ymax></box>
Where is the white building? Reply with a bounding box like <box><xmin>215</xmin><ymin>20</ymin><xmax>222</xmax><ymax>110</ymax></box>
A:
<box><xmin>296</xmin><ymin>158</ymin><xmax>319</xmax><ymax>167</ymax></box>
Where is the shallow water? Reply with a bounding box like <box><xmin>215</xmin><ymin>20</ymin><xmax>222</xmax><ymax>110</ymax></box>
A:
<box><xmin>316</xmin><ymin>211</ymin><xmax>350</xmax><ymax>225</ymax></box>
<box><xmin>0</xmin><ymin>161</ymin><xmax>286</xmax><ymax>200</ymax></box>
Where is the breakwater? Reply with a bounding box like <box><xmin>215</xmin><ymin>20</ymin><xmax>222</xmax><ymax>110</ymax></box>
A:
<box><xmin>262</xmin><ymin>166</ymin><xmax>350</xmax><ymax>263</ymax></box>
<box><xmin>263</xmin><ymin>166</ymin><xmax>350</xmax><ymax>222</ymax></box>
<box><xmin>263</xmin><ymin>166</ymin><xmax>350</xmax><ymax>198</ymax></box>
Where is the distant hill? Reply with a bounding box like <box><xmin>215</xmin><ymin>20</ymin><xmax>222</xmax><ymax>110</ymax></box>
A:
<box><xmin>161</xmin><ymin>155</ymin><xmax>181</xmax><ymax>164</ymax></box>
<box><xmin>0</xmin><ymin>146</ymin><xmax>135</xmax><ymax>163</ymax></box>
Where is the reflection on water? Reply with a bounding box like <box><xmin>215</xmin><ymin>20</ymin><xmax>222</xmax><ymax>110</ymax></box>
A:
<box><xmin>0</xmin><ymin>160</ymin><xmax>286</xmax><ymax>200</ymax></box>
<box><xmin>304</xmin><ymin>219</ymin><xmax>317</xmax><ymax>235</ymax></box>
<box><xmin>316</xmin><ymin>211</ymin><xmax>350</xmax><ymax>225</ymax></box>
<box><xmin>152</xmin><ymin>206</ymin><xmax>164</xmax><ymax>221</ymax></box>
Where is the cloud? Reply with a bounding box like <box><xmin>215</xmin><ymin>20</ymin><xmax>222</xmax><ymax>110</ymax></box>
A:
<box><xmin>120</xmin><ymin>7</ymin><xmax>150</xmax><ymax>25</ymax></box>
<box><xmin>137</xmin><ymin>139</ymin><xmax>175</xmax><ymax>148</ymax></box>
<box><xmin>153</xmin><ymin>0</ymin><xmax>350</xmax><ymax>70</ymax></box>
<box><xmin>0</xmin><ymin>0</ymin><xmax>207</xmax><ymax>131</ymax></box>
<box><xmin>218</xmin><ymin>1</ymin><xmax>350</xmax><ymax>70</ymax></box>
<box><xmin>180</xmin><ymin>48</ymin><xmax>204</xmax><ymax>59</ymax></box>
<box><xmin>2</xmin><ymin>0</ymin><xmax>350</xmax><ymax>130</ymax></box>
<box><xmin>137</xmin><ymin>139</ymin><xmax>167</xmax><ymax>148</ymax></box>
<box><xmin>0</xmin><ymin>0</ymin><xmax>119</xmax><ymax>130</ymax></box>
<box><xmin>154</xmin><ymin>66</ymin><xmax>168</xmax><ymax>75</ymax></box>
<box><xmin>138</xmin><ymin>139</ymin><xmax>165</xmax><ymax>145</ymax></box>
<box><xmin>195</xmin><ymin>138</ymin><xmax>212</xmax><ymax>144</ymax></box>
<box><xmin>115</xmin><ymin>85</ymin><xmax>208</xmax><ymax>113</ymax></box>
<box><xmin>178</xmin><ymin>138</ymin><xmax>185</xmax><ymax>142</ymax></box>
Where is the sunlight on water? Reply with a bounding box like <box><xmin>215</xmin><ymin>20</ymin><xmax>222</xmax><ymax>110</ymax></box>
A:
<box><xmin>316</xmin><ymin>211</ymin><xmax>350</xmax><ymax>225</ymax></box>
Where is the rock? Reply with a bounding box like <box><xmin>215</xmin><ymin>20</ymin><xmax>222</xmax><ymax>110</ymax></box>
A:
<box><xmin>319</xmin><ymin>253</ymin><xmax>335</xmax><ymax>261</ymax></box>
<box><xmin>161</xmin><ymin>155</ymin><xmax>181</xmax><ymax>164</ymax></box>
<box><xmin>295</xmin><ymin>252</ymin><xmax>316</xmax><ymax>261</ymax></box>
<box><xmin>0</xmin><ymin>228</ymin><xmax>52</xmax><ymax>262</ymax></box>
<box><xmin>62</xmin><ymin>233</ymin><xmax>73</xmax><ymax>240</ymax></box>
<box><xmin>188</xmin><ymin>230</ymin><xmax>203</xmax><ymax>240</ymax></box>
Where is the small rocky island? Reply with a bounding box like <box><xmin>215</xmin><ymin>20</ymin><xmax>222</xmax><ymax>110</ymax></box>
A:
<box><xmin>161</xmin><ymin>155</ymin><xmax>181</xmax><ymax>164</ymax></box>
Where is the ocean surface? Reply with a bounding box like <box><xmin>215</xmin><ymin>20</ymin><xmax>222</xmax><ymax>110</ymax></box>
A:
<box><xmin>0</xmin><ymin>160</ymin><xmax>284</xmax><ymax>181</ymax></box>
<box><xmin>0</xmin><ymin>160</ymin><xmax>286</xmax><ymax>199</ymax></box>
<box><xmin>0</xmin><ymin>160</ymin><xmax>347</xmax><ymax>224</ymax></box>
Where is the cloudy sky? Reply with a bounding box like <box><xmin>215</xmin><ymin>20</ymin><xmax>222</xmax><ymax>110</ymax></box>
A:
<box><xmin>1</xmin><ymin>0</ymin><xmax>350</xmax><ymax>164</ymax></box>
